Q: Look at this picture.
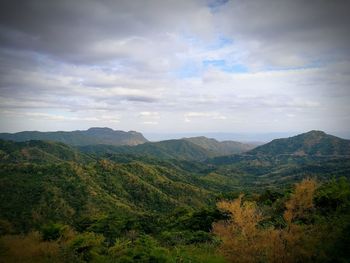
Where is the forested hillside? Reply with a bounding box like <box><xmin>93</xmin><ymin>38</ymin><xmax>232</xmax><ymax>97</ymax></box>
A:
<box><xmin>0</xmin><ymin>139</ymin><xmax>91</xmax><ymax>163</ymax></box>
<box><xmin>80</xmin><ymin>139</ymin><xmax>215</xmax><ymax>161</ymax></box>
<box><xmin>249</xmin><ymin>130</ymin><xmax>350</xmax><ymax>156</ymax></box>
<box><xmin>0</xmin><ymin>131</ymin><xmax>350</xmax><ymax>262</ymax></box>
<box><xmin>0</xmin><ymin>140</ymin><xmax>217</xmax><ymax>232</ymax></box>
<box><xmin>0</xmin><ymin>127</ymin><xmax>148</xmax><ymax>146</ymax></box>
<box><xmin>183</xmin><ymin>136</ymin><xmax>257</xmax><ymax>155</ymax></box>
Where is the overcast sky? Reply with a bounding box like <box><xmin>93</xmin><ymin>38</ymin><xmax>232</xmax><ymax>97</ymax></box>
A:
<box><xmin>0</xmin><ymin>0</ymin><xmax>349</xmax><ymax>134</ymax></box>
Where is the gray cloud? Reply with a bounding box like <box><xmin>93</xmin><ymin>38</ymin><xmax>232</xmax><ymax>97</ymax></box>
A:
<box><xmin>217</xmin><ymin>0</ymin><xmax>350</xmax><ymax>68</ymax></box>
<box><xmin>0</xmin><ymin>0</ymin><xmax>211</xmax><ymax>64</ymax></box>
<box><xmin>0</xmin><ymin>0</ymin><xmax>349</xmax><ymax>133</ymax></box>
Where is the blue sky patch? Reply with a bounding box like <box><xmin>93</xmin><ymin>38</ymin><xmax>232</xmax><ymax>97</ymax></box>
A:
<box><xmin>203</xmin><ymin>59</ymin><xmax>248</xmax><ymax>73</ymax></box>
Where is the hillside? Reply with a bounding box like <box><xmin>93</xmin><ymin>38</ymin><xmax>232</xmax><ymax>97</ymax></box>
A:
<box><xmin>1</xmin><ymin>132</ymin><xmax>350</xmax><ymax>263</ymax></box>
<box><xmin>0</xmin><ymin>139</ymin><xmax>215</xmax><ymax>232</ymax></box>
<box><xmin>207</xmin><ymin>153</ymin><xmax>350</xmax><ymax>188</ymax></box>
<box><xmin>0</xmin><ymin>127</ymin><xmax>148</xmax><ymax>146</ymax></box>
<box><xmin>1</xmin><ymin>130</ymin><xmax>350</xmax><ymax>234</ymax></box>
<box><xmin>248</xmin><ymin>130</ymin><xmax>350</xmax><ymax>156</ymax></box>
<box><xmin>80</xmin><ymin>139</ymin><xmax>215</xmax><ymax>161</ymax></box>
<box><xmin>0</xmin><ymin>139</ymin><xmax>91</xmax><ymax>164</ymax></box>
<box><xmin>204</xmin><ymin>131</ymin><xmax>350</xmax><ymax>188</ymax></box>
<box><xmin>184</xmin><ymin>136</ymin><xmax>256</xmax><ymax>155</ymax></box>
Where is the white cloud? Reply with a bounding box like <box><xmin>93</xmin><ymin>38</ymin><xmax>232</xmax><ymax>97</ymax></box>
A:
<box><xmin>143</xmin><ymin>121</ymin><xmax>158</xmax><ymax>125</ymax></box>
<box><xmin>0</xmin><ymin>0</ymin><xmax>349</xmax><ymax>133</ymax></box>
<box><xmin>184</xmin><ymin>112</ymin><xmax>227</xmax><ymax>122</ymax></box>
<box><xmin>139</xmin><ymin>112</ymin><xmax>160</xmax><ymax>117</ymax></box>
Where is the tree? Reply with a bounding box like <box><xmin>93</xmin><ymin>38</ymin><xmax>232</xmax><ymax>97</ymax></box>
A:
<box><xmin>213</xmin><ymin>194</ymin><xmax>271</xmax><ymax>263</ymax></box>
<box><xmin>213</xmin><ymin>178</ymin><xmax>319</xmax><ymax>263</ymax></box>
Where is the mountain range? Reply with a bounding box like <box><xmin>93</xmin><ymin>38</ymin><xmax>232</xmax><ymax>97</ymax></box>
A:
<box><xmin>0</xmin><ymin>127</ymin><xmax>259</xmax><ymax>158</ymax></box>
<box><xmin>2</xmin><ymin>128</ymin><xmax>348</xmax><ymax>158</ymax></box>
<box><xmin>80</xmin><ymin>137</ymin><xmax>258</xmax><ymax>161</ymax></box>
<box><xmin>0</xmin><ymin>127</ymin><xmax>148</xmax><ymax>146</ymax></box>
<box><xmin>80</xmin><ymin>139</ymin><xmax>214</xmax><ymax>161</ymax></box>
<box><xmin>0</xmin><ymin>128</ymin><xmax>350</xmax><ymax>233</ymax></box>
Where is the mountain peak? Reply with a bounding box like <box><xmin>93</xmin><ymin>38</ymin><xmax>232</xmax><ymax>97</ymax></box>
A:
<box><xmin>87</xmin><ymin>127</ymin><xmax>114</xmax><ymax>132</ymax></box>
<box><xmin>249</xmin><ymin>131</ymin><xmax>350</xmax><ymax>156</ymax></box>
<box><xmin>303</xmin><ymin>130</ymin><xmax>327</xmax><ymax>136</ymax></box>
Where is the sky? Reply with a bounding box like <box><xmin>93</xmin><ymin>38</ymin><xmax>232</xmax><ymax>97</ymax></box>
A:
<box><xmin>0</xmin><ymin>0</ymin><xmax>350</xmax><ymax>134</ymax></box>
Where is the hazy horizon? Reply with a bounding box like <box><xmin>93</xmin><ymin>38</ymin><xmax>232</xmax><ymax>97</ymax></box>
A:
<box><xmin>1</xmin><ymin>0</ymin><xmax>350</xmax><ymax>133</ymax></box>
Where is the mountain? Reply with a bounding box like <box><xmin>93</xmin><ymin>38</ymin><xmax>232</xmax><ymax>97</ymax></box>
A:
<box><xmin>205</xmin><ymin>130</ymin><xmax>350</xmax><ymax>188</ymax></box>
<box><xmin>80</xmin><ymin>136</ymin><xmax>257</xmax><ymax>161</ymax></box>
<box><xmin>1</xmin><ymin>131</ymin><xmax>350</xmax><ymax>234</ymax></box>
<box><xmin>248</xmin><ymin>130</ymin><xmax>350</xmax><ymax>156</ymax></box>
<box><xmin>0</xmin><ymin>140</ymin><xmax>214</xmax><ymax>232</ymax></box>
<box><xmin>0</xmin><ymin>127</ymin><xmax>148</xmax><ymax>146</ymax></box>
<box><xmin>80</xmin><ymin>139</ymin><xmax>215</xmax><ymax>161</ymax></box>
<box><xmin>183</xmin><ymin>136</ymin><xmax>257</xmax><ymax>155</ymax></box>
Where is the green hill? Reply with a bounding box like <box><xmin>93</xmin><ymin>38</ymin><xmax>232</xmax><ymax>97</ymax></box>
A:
<box><xmin>183</xmin><ymin>136</ymin><xmax>256</xmax><ymax>155</ymax></box>
<box><xmin>207</xmin><ymin>154</ymin><xmax>350</xmax><ymax>189</ymax></box>
<box><xmin>1</xmin><ymin>130</ymin><xmax>350</xmax><ymax>234</ymax></box>
<box><xmin>80</xmin><ymin>139</ymin><xmax>215</xmax><ymax>161</ymax></box>
<box><xmin>204</xmin><ymin>131</ymin><xmax>350</xmax><ymax>189</ymax></box>
<box><xmin>0</xmin><ymin>132</ymin><xmax>350</xmax><ymax>262</ymax></box>
<box><xmin>248</xmin><ymin>130</ymin><xmax>350</xmax><ymax>156</ymax></box>
<box><xmin>0</xmin><ymin>140</ymin><xmax>214</xmax><ymax>233</ymax></box>
<box><xmin>0</xmin><ymin>127</ymin><xmax>148</xmax><ymax>146</ymax></box>
<box><xmin>0</xmin><ymin>139</ymin><xmax>91</xmax><ymax>164</ymax></box>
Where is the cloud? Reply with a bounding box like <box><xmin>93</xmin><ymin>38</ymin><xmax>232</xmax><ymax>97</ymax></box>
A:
<box><xmin>143</xmin><ymin>121</ymin><xmax>158</xmax><ymax>125</ymax></box>
<box><xmin>216</xmin><ymin>0</ymin><xmax>350</xmax><ymax>69</ymax></box>
<box><xmin>184</xmin><ymin>112</ymin><xmax>227</xmax><ymax>122</ymax></box>
<box><xmin>138</xmin><ymin>111</ymin><xmax>160</xmax><ymax>125</ymax></box>
<box><xmin>139</xmin><ymin>112</ymin><xmax>160</xmax><ymax>117</ymax></box>
<box><xmin>1</xmin><ymin>110</ymin><xmax>120</xmax><ymax>123</ymax></box>
<box><xmin>0</xmin><ymin>0</ymin><xmax>349</xmax><ymax>133</ymax></box>
<box><xmin>0</xmin><ymin>0</ymin><xmax>214</xmax><ymax>66</ymax></box>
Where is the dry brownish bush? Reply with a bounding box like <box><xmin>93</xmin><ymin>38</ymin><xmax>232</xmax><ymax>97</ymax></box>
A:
<box><xmin>213</xmin><ymin>178</ymin><xmax>319</xmax><ymax>263</ymax></box>
<box><xmin>0</xmin><ymin>232</ymin><xmax>60</xmax><ymax>263</ymax></box>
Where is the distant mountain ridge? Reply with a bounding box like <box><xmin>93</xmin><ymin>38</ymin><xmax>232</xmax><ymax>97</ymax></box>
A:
<box><xmin>80</xmin><ymin>137</ymin><xmax>257</xmax><ymax>161</ymax></box>
<box><xmin>183</xmin><ymin>136</ymin><xmax>257</xmax><ymax>155</ymax></box>
<box><xmin>1</xmin><ymin>130</ymin><xmax>350</xmax><ymax>233</ymax></box>
<box><xmin>0</xmin><ymin>127</ymin><xmax>148</xmax><ymax>146</ymax></box>
<box><xmin>248</xmin><ymin>130</ymin><xmax>350</xmax><ymax>156</ymax></box>
<box><xmin>80</xmin><ymin>139</ymin><xmax>215</xmax><ymax>161</ymax></box>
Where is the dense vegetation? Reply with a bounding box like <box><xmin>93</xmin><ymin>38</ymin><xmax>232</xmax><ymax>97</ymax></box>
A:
<box><xmin>213</xmin><ymin>178</ymin><xmax>350</xmax><ymax>263</ymax></box>
<box><xmin>183</xmin><ymin>136</ymin><xmax>257</xmax><ymax>155</ymax></box>
<box><xmin>79</xmin><ymin>139</ymin><xmax>216</xmax><ymax>161</ymax></box>
<box><xmin>0</xmin><ymin>127</ymin><xmax>148</xmax><ymax>146</ymax></box>
<box><xmin>249</xmin><ymin>130</ymin><xmax>350</xmax><ymax>156</ymax></box>
<box><xmin>0</xmin><ymin>130</ymin><xmax>349</xmax><ymax>262</ymax></box>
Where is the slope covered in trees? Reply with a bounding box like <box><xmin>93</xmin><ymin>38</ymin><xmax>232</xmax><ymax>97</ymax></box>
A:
<box><xmin>248</xmin><ymin>130</ymin><xmax>350</xmax><ymax>156</ymax></box>
<box><xmin>0</xmin><ymin>130</ymin><xmax>350</xmax><ymax>262</ymax></box>
<box><xmin>0</xmin><ymin>141</ymin><xmax>217</xmax><ymax>234</ymax></box>
<box><xmin>80</xmin><ymin>139</ymin><xmax>215</xmax><ymax>161</ymax></box>
<box><xmin>183</xmin><ymin>136</ymin><xmax>257</xmax><ymax>155</ymax></box>
<box><xmin>0</xmin><ymin>139</ymin><xmax>92</xmax><ymax>164</ymax></box>
<box><xmin>0</xmin><ymin>127</ymin><xmax>148</xmax><ymax>146</ymax></box>
<box><xmin>1</xmin><ymin>177</ymin><xmax>349</xmax><ymax>263</ymax></box>
<box><xmin>213</xmin><ymin>178</ymin><xmax>350</xmax><ymax>263</ymax></box>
